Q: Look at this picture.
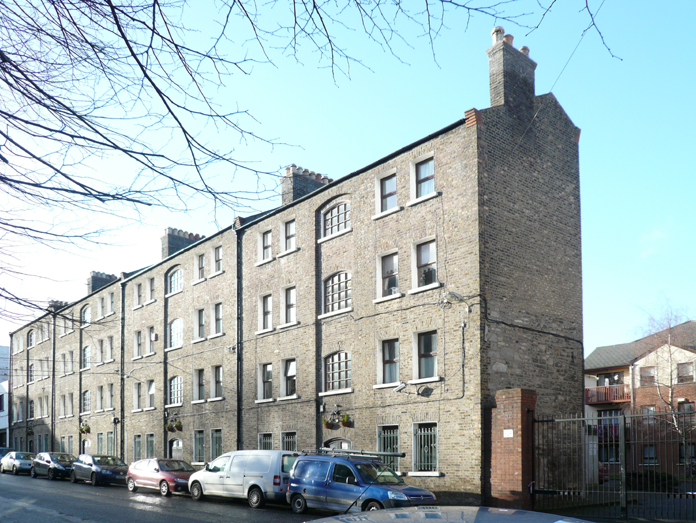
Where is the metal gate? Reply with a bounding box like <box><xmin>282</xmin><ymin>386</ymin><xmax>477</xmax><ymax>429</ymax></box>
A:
<box><xmin>533</xmin><ymin>410</ymin><xmax>696</xmax><ymax>521</ymax></box>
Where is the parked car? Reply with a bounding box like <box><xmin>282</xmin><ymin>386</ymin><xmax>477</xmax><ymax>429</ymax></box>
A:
<box><xmin>127</xmin><ymin>459</ymin><xmax>195</xmax><ymax>496</ymax></box>
<box><xmin>188</xmin><ymin>450</ymin><xmax>299</xmax><ymax>508</ymax></box>
<box><xmin>1</xmin><ymin>452</ymin><xmax>35</xmax><ymax>475</ymax></box>
<box><xmin>598</xmin><ymin>462</ymin><xmax>608</xmax><ymax>484</ymax></box>
<box><xmin>31</xmin><ymin>452</ymin><xmax>76</xmax><ymax>480</ymax></box>
<box><xmin>287</xmin><ymin>453</ymin><xmax>436</xmax><ymax>514</ymax></box>
<box><xmin>70</xmin><ymin>454</ymin><xmax>128</xmax><ymax>486</ymax></box>
<box><xmin>0</xmin><ymin>447</ymin><xmax>14</xmax><ymax>459</ymax></box>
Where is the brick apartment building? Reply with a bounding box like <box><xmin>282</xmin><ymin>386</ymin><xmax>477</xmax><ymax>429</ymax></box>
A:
<box><xmin>8</xmin><ymin>28</ymin><xmax>583</xmax><ymax>504</ymax></box>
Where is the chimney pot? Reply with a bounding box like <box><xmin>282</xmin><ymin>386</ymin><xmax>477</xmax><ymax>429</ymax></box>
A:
<box><xmin>503</xmin><ymin>34</ymin><xmax>514</xmax><ymax>47</ymax></box>
<box><xmin>520</xmin><ymin>46</ymin><xmax>530</xmax><ymax>57</ymax></box>
<box><xmin>491</xmin><ymin>26</ymin><xmax>504</xmax><ymax>45</ymax></box>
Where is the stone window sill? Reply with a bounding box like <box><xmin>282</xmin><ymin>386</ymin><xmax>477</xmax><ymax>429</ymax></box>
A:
<box><xmin>191</xmin><ymin>399</ymin><xmax>206</xmax><ymax>405</ymax></box>
<box><xmin>255</xmin><ymin>257</ymin><xmax>275</xmax><ymax>267</ymax></box>
<box><xmin>319</xmin><ymin>388</ymin><xmax>353</xmax><ymax>397</ymax></box>
<box><xmin>277</xmin><ymin>247</ymin><xmax>299</xmax><ymax>258</ymax></box>
<box><xmin>373</xmin><ymin>293</ymin><xmax>404</xmax><ymax>304</ymax></box>
<box><xmin>255</xmin><ymin>398</ymin><xmax>275</xmax><ymax>404</ymax></box>
<box><xmin>406</xmin><ymin>191</ymin><xmax>440</xmax><ymax>207</ymax></box>
<box><xmin>208</xmin><ymin>397</ymin><xmax>224</xmax><ymax>402</ymax></box>
<box><xmin>192</xmin><ymin>337</ymin><xmax>207</xmax><ymax>344</ymax></box>
<box><xmin>208</xmin><ymin>332</ymin><xmax>224</xmax><ymax>339</ymax></box>
<box><xmin>278</xmin><ymin>394</ymin><xmax>299</xmax><ymax>401</ymax></box>
<box><xmin>192</xmin><ymin>277</ymin><xmax>206</xmax><ymax>286</ymax></box>
<box><xmin>371</xmin><ymin>206</ymin><xmax>402</xmax><ymax>221</ymax></box>
<box><xmin>373</xmin><ymin>382</ymin><xmax>400</xmax><ymax>390</ymax></box>
<box><xmin>208</xmin><ymin>270</ymin><xmax>224</xmax><ymax>279</ymax></box>
<box><xmin>408</xmin><ymin>282</ymin><xmax>442</xmax><ymax>295</ymax></box>
<box><xmin>165</xmin><ymin>345</ymin><xmax>183</xmax><ymax>352</ymax></box>
<box><xmin>164</xmin><ymin>403</ymin><xmax>183</xmax><ymax>409</ymax></box>
<box><xmin>165</xmin><ymin>289</ymin><xmax>183</xmax><ymax>299</ymax></box>
<box><xmin>144</xmin><ymin>406</ymin><xmax>156</xmax><ymax>411</ymax></box>
<box><xmin>407</xmin><ymin>471</ymin><xmax>443</xmax><ymax>477</ymax></box>
<box><xmin>318</xmin><ymin>307</ymin><xmax>353</xmax><ymax>321</ymax></box>
<box><xmin>132</xmin><ymin>304</ymin><xmax>143</xmax><ymax>311</ymax></box>
<box><xmin>255</xmin><ymin>327</ymin><xmax>275</xmax><ymax>336</ymax></box>
<box><xmin>132</xmin><ymin>355</ymin><xmax>143</xmax><ymax>361</ymax></box>
<box><xmin>277</xmin><ymin>321</ymin><xmax>299</xmax><ymax>330</ymax></box>
<box><xmin>407</xmin><ymin>376</ymin><xmax>442</xmax><ymax>385</ymax></box>
<box><xmin>317</xmin><ymin>227</ymin><xmax>352</xmax><ymax>244</ymax></box>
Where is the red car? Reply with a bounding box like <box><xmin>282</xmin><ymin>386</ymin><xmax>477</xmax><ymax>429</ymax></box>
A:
<box><xmin>126</xmin><ymin>459</ymin><xmax>195</xmax><ymax>496</ymax></box>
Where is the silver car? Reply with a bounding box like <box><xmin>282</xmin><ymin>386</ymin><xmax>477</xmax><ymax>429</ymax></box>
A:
<box><xmin>1</xmin><ymin>452</ymin><xmax>36</xmax><ymax>475</ymax></box>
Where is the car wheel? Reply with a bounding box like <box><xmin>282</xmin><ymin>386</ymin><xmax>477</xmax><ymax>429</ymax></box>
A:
<box><xmin>70</xmin><ymin>470</ymin><xmax>78</xmax><ymax>483</ymax></box>
<box><xmin>91</xmin><ymin>473</ymin><xmax>99</xmax><ymax>486</ymax></box>
<box><xmin>364</xmin><ymin>501</ymin><xmax>383</xmax><ymax>511</ymax></box>
<box><xmin>47</xmin><ymin>468</ymin><xmax>55</xmax><ymax>481</ymax></box>
<box><xmin>127</xmin><ymin>477</ymin><xmax>138</xmax><ymax>492</ymax></box>
<box><xmin>160</xmin><ymin>480</ymin><xmax>171</xmax><ymax>497</ymax></box>
<box><xmin>291</xmin><ymin>494</ymin><xmax>307</xmax><ymax>514</ymax></box>
<box><xmin>30</xmin><ymin>467</ymin><xmax>36</xmax><ymax>478</ymax></box>
<box><xmin>13</xmin><ymin>465</ymin><xmax>19</xmax><ymax>475</ymax></box>
<box><xmin>248</xmin><ymin>487</ymin><xmax>265</xmax><ymax>508</ymax></box>
<box><xmin>190</xmin><ymin>482</ymin><xmax>204</xmax><ymax>501</ymax></box>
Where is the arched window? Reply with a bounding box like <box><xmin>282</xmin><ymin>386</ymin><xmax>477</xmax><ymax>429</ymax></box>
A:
<box><xmin>166</xmin><ymin>267</ymin><xmax>183</xmax><ymax>294</ymax></box>
<box><xmin>167</xmin><ymin>318</ymin><xmax>183</xmax><ymax>348</ymax></box>
<box><xmin>80</xmin><ymin>305</ymin><xmax>91</xmax><ymax>326</ymax></box>
<box><xmin>324</xmin><ymin>272</ymin><xmax>352</xmax><ymax>314</ymax></box>
<box><xmin>27</xmin><ymin>330</ymin><xmax>35</xmax><ymax>348</ymax></box>
<box><xmin>323</xmin><ymin>202</ymin><xmax>351</xmax><ymax>237</ymax></box>
<box><xmin>324</xmin><ymin>437</ymin><xmax>352</xmax><ymax>450</ymax></box>
<box><xmin>169</xmin><ymin>376</ymin><xmax>183</xmax><ymax>404</ymax></box>
<box><xmin>325</xmin><ymin>351</ymin><xmax>351</xmax><ymax>391</ymax></box>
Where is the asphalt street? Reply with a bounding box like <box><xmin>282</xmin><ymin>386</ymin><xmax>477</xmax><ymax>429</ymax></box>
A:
<box><xmin>0</xmin><ymin>472</ymin><xmax>325</xmax><ymax>523</ymax></box>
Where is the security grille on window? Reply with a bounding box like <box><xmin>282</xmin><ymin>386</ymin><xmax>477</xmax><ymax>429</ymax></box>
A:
<box><xmin>169</xmin><ymin>376</ymin><xmax>183</xmax><ymax>404</ymax></box>
<box><xmin>214</xmin><ymin>246</ymin><xmax>222</xmax><ymax>272</ymax></box>
<box><xmin>262</xmin><ymin>364</ymin><xmax>273</xmax><ymax>399</ymax></box>
<box><xmin>416</xmin><ymin>241</ymin><xmax>437</xmax><ymax>287</ymax></box>
<box><xmin>380</xmin><ymin>174</ymin><xmax>397</xmax><ymax>212</ymax></box>
<box><xmin>679</xmin><ymin>443</ymin><xmax>695</xmax><ymax>464</ymax></box>
<box><xmin>377</xmin><ymin>426</ymin><xmax>399</xmax><ymax>470</ymax></box>
<box><xmin>284</xmin><ymin>220</ymin><xmax>296</xmax><ymax>251</ymax></box>
<box><xmin>214</xmin><ymin>303</ymin><xmax>222</xmax><ymax>334</ymax></box>
<box><xmin>285</xmin><ymin>287</ymin><xmax>296</xmax><ymax>323</ymax></box>
<box><xmin>259</xmin><ymin>433</ymin><xmax>272</xmax><ymax>450</ymax></box>
<box><xmin>414</xmin><ymin>422</ymin><xmax>437</xmax><ymax>472</ymax></box>
<box><xmin>326</xmin><ymin>351</ymin><xmax>351</xmax><ymax>391</ymax></box>
<box><xmin>167</xmin><ymin>268</ymin><xmax>183</xmax><ymax>294</ymax></box>
<box><xmin>146</xmin><ymin>434</ymin><xmax>155</xmax><ymax>458</ymax></box>
<box><xmin>133</xmin><ymin>435</ymin><xmax>142</xmax><ymax>461</ymax></box>
<box><xmin>324</xmin><ymin>272</ymin><xmax>351</xmax><ymax>313</ymax></box>
<box><xmin>212</xmin><ymin>429</ymin><xmax>223</xmax><ymax>460</ymax></box>
<box><xmin>282</xmin><ymin>432</ymin><xmax>297</xmax><ymax>451</ymax></box>
<box><xmin>640</xmin><ymin>366</ymin><xmax>656</xmax><ymax>386</ymax></box>
<box><xmin>677</xmin><ymin>362</ymin><xmax>694</xmax><ymax>383</ymax></box>
<box><xmin>381</xmin><ymin>254</ymin><xmax>398</xmax><ymax>296</ymax></box>
<box><xmin>284</xmin><ymin>359</ymin><xmax>296</xmax><ymax>396</ymax></box>
<box><xmin>262</xmin><ymin>230</ymin><xmax>272</xmax><ymax>260</ymax></box>
<box><xmin>262</xmin><ymin>295</ymin><xmax>272</xmax><ymax>330</ymax></box>
<box><xmin>415</xmin><ymin>158</ymin><xmax>434</xmax><ymax>198</ymax></box>
<box><xmin>418</xmin><ymin>331</ymin><xmax>437</xmax><ymax>379</ymax></box>
<box><xmin>382</xmin><ymin>340</ymin><xmax>399</xmax><ymax>383</ymax></box>
<box><xmin>198</xmin><ymin>254</ymin><xmax>205</xmax><ymax>279</ymax></box>
<box><xmin>324</xmin><ymin>203</ymin><xmax>351</xmax><ymax>236</ymax></box>
<box><xmin>214</xmin><ymin>366</ymin><xmax>223</xmax><ymax>398</ymax></box>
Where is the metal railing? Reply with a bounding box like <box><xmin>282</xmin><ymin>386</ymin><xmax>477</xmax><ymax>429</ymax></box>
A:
<box><xmin>377</xmin><ymin>426</ymin><xmax>399</xmax><ymax>470</ymax></box>
<box><xmin>414</xmin><ymin>423</ymin><xmax>437</xmax><ymax>472</ymax></box>
<box><xmin>585</xmin><ymin>384</ymin><xmax>631</xmax><ymax>404</ymax></box>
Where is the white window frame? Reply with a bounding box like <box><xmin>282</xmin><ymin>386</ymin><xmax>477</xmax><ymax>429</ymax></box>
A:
<box><xmin>197</xmin><ymin>253</ymin><xmax>206</xmax><ymax>281</ymax></box>
<box><xmin>280</xmin><ymin>358</ymin><xmax>297</xmax><ymax>399</ymax></box>
<box><xmin>134</xmin><ymin>283</ymin><xmax>143</xmax><ymax>307</ymax></box>
<box><xmin>375</xmin><ymin>338</ymin><xmax>400</xmax><ymax>386</ymax></box>
<box><xmin>374</xmin><ymin>249</ymin><xmax>402</xmax><ymax>303</ymax></box>
<box><xmin>319</xmin><ymin>201</ymin><xmax>352</xmax><ymax>242</ymax></box>
<box><xmin>279</xmin><ymin>217</ymin><xmax>298</xmax><ymax>256</ymax></box>
<box><xmin>109</xmin><ymin>292</ymin><xmax>115</xmax><ymax>314</ymax></box>
<box><xmin>193</xmin><ymin>368</ymin><xmax>206</xmax><ymax>402</ymax></box>
<box><xmin>146</xmin><ymin>380</ymin><xmax>156</xmax><ymax>409</ymax></box>
<box><xmin>81</xmin><ymin>345</ymin><xmax>91</xmax><ymax>370</ymax></box>
<box><xmin>279</xmin><ymin>285</ymin><xmax>297</xmax><ymax>327</ymax></box>
<box><xmin>256</xmin><ymin>293</ymin><xmax>273</xmax><ymax>334</ymax></box>
<box><xmin>407</xmin><ymin>152</ymin><xmax>438</xmax><ymax>206</ymax></box>
<box><xmin>410</xmin><ymin>329</ymin><xmax>441</xmax><ymax>383</ymax></box>
<box><xmin>213</xmin><ymin>246</ymin><xmax>223</xmax><ymax>274</ymax></box>
<box><xmin>256</xmin><ymin>363</ymin><xmax>274</xmax><ymax>402</ymax></box>
<box><xmin>319</xmin><ymin>271</ymin><xmax>353</xmax><ymax>319</ymax></box>
<box><xmin>168</xmin><ymin>376</ymin><xmax>183</xmax><ymax>406</ymax></box>
<box><xmin>212</xmin><ymin>303</ymin><xmax>223</xmax><ymax>336</ymax></box>
<box><xmin>166</xmin><ymin>267</ymin><xmax>183</xmax><ymax>296</ymax></box>
<box><xmin>167</xmin><ymin>318</ymin><xmax>183</xmax><ymax>350</ymax></box>
<box><xmin>96</xmin><ymin>385</ymin><xmax>104</xmax><ymax>411</ymax></box>
<box><xmin>256</xmin><ymin>227</ymin><xmax>274</xmax><ymax>265</ymax></box>
<box><xmin>106</xmin><ymin>336</ymin><xmax>114</xmax><ymax>361</ymax></box>
<box><xmin>194</xmin><ymin>308</ymin><xmax>206</xmax><ymax>340</ymax></box>
<box><xmin>373</xmin><ymin>167</ymin><xmax>401</xmax><ymax>219</ymax></box>
<box><xmin>133</xmin><ymin>331</ymin><xmax>142</xmax><ymax>359</ymax></box>
<box><xmin>147</xmin><ymin>277</ymin><xmax>155</xmax><ymax>302</ymax></box>
<box><xmin>147</xmin><ymin>326</ymin><xmax>155</xmax><ymax>354</ymax></box>
<box><xmin>409</xmin><ymin>237</ymin><xmax>441</xmax><ymax>294</ymax></box>
<box><xmin>211</xmin><ymin>365</ymin><xmax>223</xmax><ymax>399</ymax></box>
<box><xmin>132</xmin><ymin>382</ymin><xmax>143</xmax><ymax>411</ymax></box>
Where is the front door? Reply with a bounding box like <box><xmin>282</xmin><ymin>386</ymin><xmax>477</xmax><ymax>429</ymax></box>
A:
<box><xmin>169</xmin><ymin>439</ymin><xmax>183</xmax><ymax>460</ymax></box>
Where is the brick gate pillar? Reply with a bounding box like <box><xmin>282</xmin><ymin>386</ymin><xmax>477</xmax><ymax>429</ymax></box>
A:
<box><xmin>489</xmin><ymin>388</ymin><xmax>537</xmax><ymax>510</ymax></box>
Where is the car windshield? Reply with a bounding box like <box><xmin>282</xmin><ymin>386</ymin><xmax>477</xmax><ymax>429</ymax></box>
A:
<box><xmin>158</xmin><ymin>460</ymin><xmax>194</xmax><ymax>472</ymax></box>
<box><xmin>94</xmin><ymin>456</ymin><xmax>126</xmax><ymax>466</ymax></box>
<box><xmin>16</xmin><ymin>453</ymin><xmax>35</xmax><ymax>460</ymax></box>
<box><xmin>355</xmin><ymin>463</ymin><xmax>404</xmax><ymax>484</ymax></box>
<box><xmin>50</xmin><ymin>453</ymin><xmax>75</xmax><ymax>462</ymax></box>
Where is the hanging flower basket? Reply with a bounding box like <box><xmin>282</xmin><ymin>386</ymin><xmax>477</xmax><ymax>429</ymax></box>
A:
<box><xmin>26</xmin><ymin>428</ymin><xmax>34</xmax><ymax>436</ymax></box>
<box><xmin>166</xmin><ymin>423</ymin><xmax>176</xmax><ymax>433</ymax></box>
<box><xmin>322</xmin><ymin>417</ymin><xmax>334</xmax><ymax>429</ymax></box>
<box><xmin>174</xmin><ymin>421</ymin><xmax>182</xmax><ymax>431</ymax></box>
<box><xmin>80</xmin><ymin>425</ymin><xmax>91</xmax><ymax>434</ymax></box>
<box><xmin>339</xmin><ymin>414</ymin><xmax>351</xmax><ymax>428</ymax></box>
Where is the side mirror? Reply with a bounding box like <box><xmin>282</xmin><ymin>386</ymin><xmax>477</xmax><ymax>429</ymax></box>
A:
<box><xmin>153</xmin><ymin>467</ymin><xmax>159</xmax><ymax>472</ymax></box>
<box><xmin>204</xmin><ymin>463</ymin><xmax>210</xmax><ymax>471</ymax></box>
<box><xmin>347</xmin><ymin>476</ymin><xmax>357</xmax><ymax>485</ymax></box>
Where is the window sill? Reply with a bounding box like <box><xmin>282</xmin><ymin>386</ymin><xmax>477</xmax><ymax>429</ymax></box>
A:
<box><xmin>371</xmin><ymin>206</ymin><xmax>402</xmax><ymax>221</ymax></box>
<box><xmin>408</xmin><ymin>376</ymin><xmax>442</xmax><ymax>385</ymax></box>
<box><xmin>132</xmin><ymin>305</ymin><xmax>143</xmax><ymax>311</ymax></box>
<box><xmin>373</xmin><ymin>293</ymin><xmax>404</xmax><ymax>304</ymax></box>
<box><xmin>164</xmin><ymin>403</ymin><xmax>183</xmax><ymax>408</ymax></box>
<box><xmin>80</xmin><ymin>411</ymin><xmax>91</xmax><ymax>416</ymax></box>
<box><xmin>408</xmin><ymin>282</ymin><xmax>442</xmax><ymax>295</ymax></box>
<box><xmin>63</xmin><ymin>371</ymin><xmax>75</xmax><ymax>377</ymax></box>
<box><xmin>132</xmin><ymin>355</ymin><xmax>143</xmax><ymax>361</ymax></box>
<box><xmin>165</xmin><ymin>289</ymin><xmax>183</xmax><ymax>299</ymax></box>
<box><xmin>144</xmin><ymin>351</ymin><xmax>156</xmax><ymax>358</ymax></box>
<box><xmin>407</xmin><ymin>471</ymin><xmax>443</xmax><ymax>477</ymax></box>
<box><xmin>318</xmin><ymin>227</ymin><xmax>352</xmax><ymax>244</ymax></box>
<box><xmin>80</xmin><ymin>366</ymin><xmax>90</xmax><ymax>372</ymax></box>
<box><xmin>277</xmin><ymin>247</ymin><xmax>299</xmax><ymax>258</ymax></box>
<box><xmin>208</xmin><ymin>397</ymin><xmax>224</xmax><ymax>402</ymax></box>
<box><xmin>255</xmin><ymin>398</ymin><xmax>275</xmax><ymax>404</ymax></box>
<box><xmin>255</xmin><ymin>327</ymin><xmax>275</xmax><ymax>336</ymax></box>
<box><xmin>192</xmin><ymin>277</ymin><xmax>206</xmax><ymax>286</ymax></box>
<box><xmin>103</xmin><ymin>358</ymin><xmax>115</xmax><ymax>364</ymax></box>
<box><xmin>277</xmin><ymin>321</ymin><xmax>299</xmax><ymax>330</ymax></box>
<box><xmin>59</xmin><ymin>415</ymin><xmax>65</xmax><ymax>419</ymax></box>
<box><xmin>278</xmin><ymin>394</ymin><xmax>299</xmax><ymax>401</ymax></box>
<box><xmin>165</xmin><ymin>345</ymin><xmax>183</xmax><ymax>352</ymax></box>
<box><xmin>318</xmin><ymin>307</ymin><xmax>353</xmax><ymax>321</ymax></box>
<box><xmin>208</xmin><ymin>270</ymin><xmax>224</xmax><ymax>279</ymax></box>
<box><xmin>79</xmin><ymin>323</ymin><xmax>91</xmax><ymax>329</ymax></box>
<box><xmin>144</xmin><ymin>407</ymin><xmax>156</xmax><ymax>411</ymax></box>
<box><xmin>144</xmin><ymin>299</ymin><xmax>156</xmax><ymax>306</ymax></box>
<box><xmin>131</xmin><ymin>409</ymin><xmax>143</xmax><ymax>413</ymax></box>
<box><xmin>192</xmin><ymin>337</ymin><xmax>207</xmax><ymax>344</ymax></box>
<box><xmin>28</xmin><ymin>380</ymin><xmax>35</xmax><ymax>385</ymax></box>
<box><xmin>95</xmin><ymin>361</ymin><xmax>104</xmax><ymax>367</ymax></box>
<box><xmin>255</xmin><ymin>257</ymin><xmax>275</xmax><ymax>267</ymax></box>
<box><xmin>406</xmin><ymin>191</ymin><xmax>441</xmax><ymax>207</ymax></box>
<box><xmin>65</xmin><ymin>414</ymin><xmax>74</xmax><ymax>418</ymax></box>
<box><xmin>208</xmin><ymin>332</ymin><xmax>225</xmax><ymax>339</ymax></box>
<box><xmin>191</xmin><ymin>399</ymin><xmax>206</xmax><ymax>405</ymax></box>
<box><xmin>60</xmin><ymin>330</ymin><xmax>75</xmax><ymax>338</ymax></box>
<box><xmin>373</xmin><ymin>382</ymin><xmax>401</xmax><ymax>390</ymax></box>
<box><xmin>104</xmin><ymin>407</ymin><xmax>115</xmax><ymax>412</ymax></box>
<box><xmin>95</xmin><ymin>409</ymin><xmax>104</xmax><ymax>413</ymax></box>
<box><xmin>319</xmin><ymin>388</ymin><xmax>353</xmax><ymax>397</ymax></box>
<box><xmin>106</xmin><ymin>311</ymin><xmax>115</xmax><ymax>317</ymax></box>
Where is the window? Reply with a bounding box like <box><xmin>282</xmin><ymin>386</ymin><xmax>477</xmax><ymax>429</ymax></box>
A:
<box><xmin>67</xmin><ymin>435</ymin><xmax>73</xmax><ymax>455</ymax></box>
<box><xmin>642</xmin><ymin>405</ymin><xmax>656</xmax><ymax>424</ymax></box>
<box><xmin>97</xmin><ymin>433</ymin><xmax>104</xmax><ymax>454</ymax></box>
<box><xmin>382</xmin><ymin>339</ymin><xmax>399</xmax><ymax>384</ymax></box>
<box><xmin>284</xmin><ymin>287</ymin><xmax>296</xmax><ymax>324</ymax></box>
<box><xmin>214</xmin><ymin>246</ymin><xmax>222</xmax><ymax>272</ymax></box>
<box><xmin>416</xmin><ymin>240</ymin><xmax>437</xmax><ymax>287</ymax></box>
<box><xmin>28</xmin><ymin>364</ymin><xmax>35</xmax><ymax>383</ymax></box>
<box><xmin>167</xmin><ymin>268</ymin><xmax>183</xmax><ymax>294</ymax></box>
<box><xmin>677</xmin><ymin>362</ymin><xmax>694</xmax><ymax>383</ymax></box>
<box><xmin>135</xmin><ymin>283</ymin><xmax>143</xmax><ymax>306</ymax></box>
<box><xmin>642</xmin><ymin>444</ymin><xmax>657</xmax><ymax>465</ymax></box>
<box><xmin>169</xmin><ymin>376</ymin><xmax>183</xmax><ymax>404</ymax></box>
<box><xmin>380</xmin><ymin>174</ymin><xmax>397</xmax><ymax>212</ymax></box>
<box><xmin>378</xmin><ymin>426</ymin><xmax>399</xmax><ymax>470</ymax></box>
<box><xmin>81</xmin><ymin>390</ymin><xmax>91</xmax><ymax>413</ymax></box>
<box><xmin>133</xmin><ymin>435</ymin><xmax>142</xmax><ymax>461</ymax></box>
<box><xmin>96</xmin><ymin>386</ymin><xmax>104</xmax><ymax>410</ymax></box>
<box><xmin>107</xmin><ymin>336</ymin><xmax>114</xmax><ymax>360</ymax></box>
<box><xmin>325</xmin><ymin>351</ymin><xmax>351</xmax><ymax>391</ymax></box>
<box><xmin>98</xmin><ymin>297</ymin><xmax>105</xmax><ymax>317</ymax></box>
<box><xmin>146</xmin><ymin>434</ymin><xmax>155</xmax><ymax>458</ymax></box>
<box><xmin>81</xmin><ymin>345</ymin><xmax>91</xmax><ymax>369</ymax></box>
<box><xmin>17</xmin><ymin>401</ymin><xmax>24</xmax><ymax>421</ymax></box>
<box><xmin>261</xmin><ymin>230</ymin><xmax>272</xmax><ymax>260</ymax></box>
<box><xmin>29</xmin><ymin>400</ymin><xmax>35</xmax><ymax>419</ymax></box>
<box><xmin>67</xmin><ymin>351</ymin><xmax>74</xmax><ymax>373</ymax></box>
<box><xmin>194</xmin><ymin>369</ymin><xmax>205</xmax><ymax>401</ymax></box>
<box><xmin>284</xmin><ymin>220</ymin><xmax>296</xmax><ymax>251</ymax></box>
<box><xmin>133</xmin><ymin>382</ymin><xmax>142</xmax><ymax>410</ymax></box>
<box><xmin>211</xmin><ymin>429</ymin><xmax>223</xmax><ymax>460</ymax></box>
<box><xmin>415</xmin><ymin>158</ymin><xmax>435</xmax><ymax>198</ymax></box>
<box><xmin>107</xmin><ymin>384</ymin><xmax>114</xmax><ymax>409</ymax></box>
<box><xmin>324</xmin><ymin>202</ymin><xmax>351</xmax><ymax>237</ymax></box>
<box><xmin>261</xmin><ymin>364</ymin><xmax>273</xmax><ymax>399</ymax></box>
<box><xmin>381</xmin><ymin>253</ymin><xmax>399</xmax><ymax>297</ymax></box>
<box><xmin>599</xmin><ymin>443</ymin><xmax>619</xmax><ymax>463</ymax></box>
<box><xmin>97</xmin><ymin>339</ymin><xmax>104</xmax><ymax>363</ymax></box>
<box><xmin>27</xmin><ymin>330</ymin><xmax>35</xmax><ymax>348</ymax></box>
<box><xmin>260</xmin><ymin>294</ymin><xmax>272</xmax><ymax>331</ymax></box>
<box><xmin>167</xmin><ymin>318</ymin><xmax>183</xmax><ymax>348</ymax></box>
<box><xmin>214</xmin><ymin>303</ymin><xmax>222</xmax><ymax>334</ymax></box>
<box><xmin>148</xmin><ymin>277</ymin><xmax>155</xmax><ymax>300</ymax></box>
<box><xmin>197</xmin><ymin>254</ymin><xmax>205</xmax><ymax>279</ymax></box>
<box><xmin>213</xmin><ymin>366</ymin><xmax>223</xmax><ymax>398</ymax></box>
<box><xmin>414</xmin><ymin>422</ymin><xmax>437</xmax><ymax>472</ymax></box>
<box><xmin>147</xmin><ymin>380</ymin><xmax>155</xmax><ymax>408</ymax></box>
<box><xmin>194</xmin><ymin>430</ymin><xmax>205</xmax><ymax>462</ymax></box>
<box><xmin>80</xmin><ymin>306</ymin><xmax>91</xmax><ymax>326</ymax></box>
<box><xmin>109</xmin><ymin>292</ymin><xmax>115</xmax><ymax>313</ymax></box>
<box><xmin>283</xmin><ymin>359</ymin><xmax>296</xmax><ymax>397</ymax></box>
<box><xmin>282</xmin><ymin>432</ymin><xmax>297</xmax><ymax>451</ymax></box>
<box><xmin>60</xmin><ymin>437</ymin><xmax>66</xmax><ymax>453</ymax></box>
<box><xmin>678</xmin><ymin>402</ymin><xmax>695</xmax><ymax>424</ymax></box>
<box><xmin>324</xmin><ymin>272</ymin><xmax>352</xmax><ymax>313</ymax></box>
<box><xmin>134</xmin><ymin>331</ymin><xmax>142</xmax><ymax>358</ymax></box>
<box><xmin>107</xmin><ymin>432</ymin><xmax>114</xmax><ymax>455</ymax></box>
<box><xmin>417</xmin><ymin>331</ymin><xmax>437</xmax><ymax>379</ymax></box>
<box><xmin>196</xmin><ymin>309</ymin><xmax>205</xmax><ymax>339</ymax></box>
<box><xmin>147</xmin><ymin>326</ymin><xmax>155</xmax><ymax>354</ymax></box>
<box><xmin>640</xmin><ymin>366</ymin><xmax>656</xmax><ymax>386</ymax></box>
<box><xmin>258</xmin><ymin>433</ymin><xmax>272</xmax><ymax>450</ymax></box>
<box><xmin>67</xmin><ymin>393</ymin><xmax>73</xmax><ymax>416</ymax></box>
<box><xmin>679</xmin><ymin>443</ymin><xmax>695</xmax><ymax>464</ymax></box>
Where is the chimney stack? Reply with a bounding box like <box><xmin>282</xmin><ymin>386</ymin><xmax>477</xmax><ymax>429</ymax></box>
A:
<box><xmin>161</xmin><ymin>228</ymin><xmax>204</xmax><ymax>259</ymax></box>
<box><xmin>87</xmin><ymin>271</ymin><xmax>118</xmax><ymax>294</ymax></box>
<box><xmin>281</xmin><ymin>164</ymin><xmax>330</xmax><ymax>205</ymax></box>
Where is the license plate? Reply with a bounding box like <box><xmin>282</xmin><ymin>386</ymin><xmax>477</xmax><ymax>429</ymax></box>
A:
<box><xmin>117</xmin><ymin>476</ymin><xmax>125</xmax><ymax>479</ymax></box>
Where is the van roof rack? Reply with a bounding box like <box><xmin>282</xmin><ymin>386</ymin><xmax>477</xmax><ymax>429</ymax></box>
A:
<box><xmin>318</xmin><ymin>447</ymin><xmax>405</xmax><ymax>460</ymax></box>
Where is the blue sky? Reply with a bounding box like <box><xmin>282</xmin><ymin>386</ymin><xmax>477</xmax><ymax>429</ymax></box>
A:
<box><xmin>1</xmin><ymin>1</ymin><xmax>694</xmax><ymax>358</ymax></box>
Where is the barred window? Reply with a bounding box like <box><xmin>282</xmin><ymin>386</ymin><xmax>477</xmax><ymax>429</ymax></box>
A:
<box><xmin>324</xmin><ymin>272</ymin><xmax>352</xmax><ymax>313</ymax></box>
<box><xmin>194</xmin><ymin>430</ymin><xmax>205</xmax><ymax>463</ymax></box>
<box><xmin>282</xmin><ymin>432</ymin><xmax>297</xmax><ymax>451</ymax></box>
<box><xmin>377</xmin><ymin>425</ymin><xmax>399</xmax><ymax>470</ymax></box>
<box><xmin>325</xmin><ymin>351</ymin><xmax>351</xmax><ymax>391</ymax></box>
<box><xmin>211</xmin><ymin>429</ymin><xmax>223</xmax><ymax>460</ymax></box>
<box><xmin>324</xmin><ymin>203</ymin><xmax>351</xmax><ymax>237</ymax></box>
<box><xmin>259</xmin><ymin>433</ymin><xmax>272</xmax><ymax>450</ymax></box>
<box><xmin>414</xmin><ymin>422</ymin><xmax>437</xmax><ymax>472</ymax></box>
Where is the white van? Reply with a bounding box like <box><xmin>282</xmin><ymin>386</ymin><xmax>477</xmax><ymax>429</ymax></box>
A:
<box><xmin>188</xmin><ymin>450</ymin><xmax>299</xmax><ymax>508</ymax></box>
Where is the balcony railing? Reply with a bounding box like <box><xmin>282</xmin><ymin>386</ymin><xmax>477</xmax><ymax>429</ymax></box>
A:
<box><xmin>585</xmin><ymin>384</ymin><xmax>631</xmax><ymax>404</ymax></box>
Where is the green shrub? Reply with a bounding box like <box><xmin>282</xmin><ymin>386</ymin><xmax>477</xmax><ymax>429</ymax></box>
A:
<box><xmin>626</xmin><ymin>470</ymin><xmax>679</xmax><ymax>492</ymax></box>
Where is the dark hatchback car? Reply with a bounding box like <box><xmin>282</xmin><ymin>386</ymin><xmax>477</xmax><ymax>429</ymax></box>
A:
<box><xmin>71</xmin><ymin>454</ymin><xmax>128</xmax><ymax>486</ymax></box>
<box><xmin>127</xmin><ymin>459</ymin><xmax>195</xmax><ymax>496</ymax></box>
<box><xmin>31</xmin><ymin>452</ymin><xmax>77</xmax><ymax>480</ymax></box>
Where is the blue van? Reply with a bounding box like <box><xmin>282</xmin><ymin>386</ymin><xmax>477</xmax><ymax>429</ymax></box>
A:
<box><xmin>287</xmin><ymin>452</ymin><xmax>436</xmax><ymax>513</ymax></box>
